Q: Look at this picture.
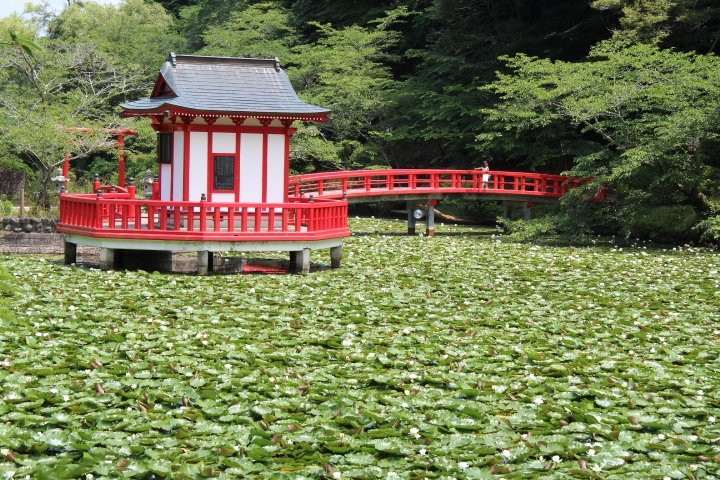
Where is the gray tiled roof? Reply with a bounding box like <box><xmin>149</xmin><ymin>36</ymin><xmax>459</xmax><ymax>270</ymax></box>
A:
<box><xmin>121</xmin><ymin>54</ymin><xmax>330</xmax><ymax>117</ymax></box>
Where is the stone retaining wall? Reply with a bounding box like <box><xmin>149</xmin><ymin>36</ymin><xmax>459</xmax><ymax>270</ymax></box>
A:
<box><xmin>1</xmin><ymin>217</ymin><xmax>57</xmax><ymax>233</ymax></box>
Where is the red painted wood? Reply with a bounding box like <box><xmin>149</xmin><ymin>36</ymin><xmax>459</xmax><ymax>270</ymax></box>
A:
<box><xmin>207</xmin><ymin>131</ymin><xmax>213</xmax><ymax>201</ymax></box>
<box><xmin>182</xmin><ymin>126</ymin><xmax>190</xmax><ymax>201</ymax></box>
<box><xmin>58</xmin><ymin>196</ymin><xmax>350</xmax><ymax>242</ymax></box>
<box><xmin>288</xmin><ymin>169</ymin><xmax>581</xmax><ymax>200</ymax></box>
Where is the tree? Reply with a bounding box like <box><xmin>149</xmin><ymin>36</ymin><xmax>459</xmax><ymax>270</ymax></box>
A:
<box><xmin>591</xmin><ymin>0</ymin><xmax>720</xmax><ymax>53</ymax></box>
<box><xmin>0</xmin><ymin>15</ymin><xmax>148</xmax><ymax>208</ymax></box>
<box><xmin>199</xmin><ymin>2</ymin><xmax>297</xmax><ymax>60</ymax></box>
<box><xmin>49</xmin><ymin>0</ymin><xmax>185</xmax><ymax>80</ymax></box>
<box><xmin>482</xmin><ymin>42</ymin><xmax>720</xmax><ymax>241</ymax></box>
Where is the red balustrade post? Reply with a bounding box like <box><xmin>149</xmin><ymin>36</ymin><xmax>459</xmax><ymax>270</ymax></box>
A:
<box><xmin>199</xmin><ymin>194</ymin><xmax>207</xmax><ymax>232</ymax></box>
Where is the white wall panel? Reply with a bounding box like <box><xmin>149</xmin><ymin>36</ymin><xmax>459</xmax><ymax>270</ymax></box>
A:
<box><xmin>266</xmin><ymin>134</ymin><xmax>286</xmax><ymax>203</ymax></box>
<box><xmin>189</xmin><ymin>131</ymin><xmax>208</xmax><ymax>201</ymax></box>
<box><xmin>172</xmin><ymin>131</ymin><xmax>184</xmax><ymax>201</ymax></box>
<box><xmin>239</xmin><ymin>133</ymin><xmax>263</xmax><ymax>203</ymax></box>
<box><xmin>160</xmin><ymin>164</ymin><xmax>171</xmax><ymax>201</ymax></box>
<box><xmin>213</xmin><ymin>132</ymin><xmax>236</xmax><ymax>153</ymax></box>
<box><xmin>212</xmin><ymin>192</ymin><xmax>235</xmax><ymax>203</ymax></box>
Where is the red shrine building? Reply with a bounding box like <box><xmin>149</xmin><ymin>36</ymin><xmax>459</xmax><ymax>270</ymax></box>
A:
<box><xmin>58</xmin><ymin>54</ymin><xmax>350</xmax><ymax>273</ymax></box>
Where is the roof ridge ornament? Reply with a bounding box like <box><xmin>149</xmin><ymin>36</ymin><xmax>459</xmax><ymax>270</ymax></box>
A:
<box><xmin>169</xmin><ymin>52</ymin><xmax>177</xmax><ymax>67</ymax></box>
<box><xmin>274</xmin><ymin>57</ymin><xmax>280</xmax><ymax>72</ymax></box>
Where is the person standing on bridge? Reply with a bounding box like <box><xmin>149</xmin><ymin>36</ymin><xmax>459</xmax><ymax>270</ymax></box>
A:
<box><xmin>476</xmin><ymin>160</ymin><xmax>491</xmax><ymax>188</ymax></box>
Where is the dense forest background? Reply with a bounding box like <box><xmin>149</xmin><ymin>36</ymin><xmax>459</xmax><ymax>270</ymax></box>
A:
<box><xmin>1</xmin><ymin>0</ymin><xmax>719</xmax><ymax>243</ymax></box>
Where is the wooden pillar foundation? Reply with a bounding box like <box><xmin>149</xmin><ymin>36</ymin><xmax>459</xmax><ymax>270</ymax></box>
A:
<box><xmin>63</xmin><ymin>240</ymin><xmax>77</xmax><ymax>265</ymax></box>
<box><xmin>523</xmin><ymin>205</ymin><xmax>533</xmax><ymax>221</ymax></box>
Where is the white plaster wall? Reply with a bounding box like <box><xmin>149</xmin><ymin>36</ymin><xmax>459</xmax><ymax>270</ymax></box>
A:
<box><xmin>160</xmin><ymin>164</ymin><xmax>171</xmax><ymax>200</ymax></box>
<box><xmin>213</xmin><ymin>132</ymin><xmax>236</xmax><ymax>153</ymax></box>
<box><xmin>172</xmin><ymin>131</ymin><xmax>184</xmax><ymax>201</ymax></box>
<box><xmin>212</xmin><ymin>192</ymin><xmax>235</xmax><ymax>203</ymax></box>
<box><xmin>266</xmin><ymin>134</ymin><xmax>286</xmax><ymax>203</ymax></box>
<box><xmin>239</xmin><ymin>133</ymin><xmax>263</xmax><ymax>203</ymax></box>
<box><xmin>189</xmin><ymin>131</ymin><xmax>208</xmax><ymax>201</ymax></box>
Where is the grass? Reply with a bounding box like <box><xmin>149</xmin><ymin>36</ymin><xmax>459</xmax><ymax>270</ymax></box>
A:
<box><xmin>0</xmin><ymin>217</ymin><xmax>719</xmax><ymax>479</ymax></box>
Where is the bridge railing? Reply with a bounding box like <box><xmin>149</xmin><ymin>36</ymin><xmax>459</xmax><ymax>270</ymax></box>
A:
<box><xmin>289</xmin><ymin>169</ymin><xmax>581</xmax><ymax>199</ymax></box>
<box><xmin>58</xmin><ymin>195</ymin><xmax>350</xmax><ymax>241</ymax></box>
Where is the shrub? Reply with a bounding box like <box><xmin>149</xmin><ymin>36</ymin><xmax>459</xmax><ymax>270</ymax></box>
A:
<box><xmin>629</xmin><ymin>205</ymin><xmax>697</xmax><ymax>243</ymax></box>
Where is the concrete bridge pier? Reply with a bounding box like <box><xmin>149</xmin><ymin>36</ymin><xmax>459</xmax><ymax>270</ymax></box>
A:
<box><xmin>406</xmin><ymin>201</ymin><xmax>417</xmax><ymax>235</ymax></box>
<box><xmin>426</xmin><ymin>201</ymin><xmax>436</xmax><ymax>237</ymax></box>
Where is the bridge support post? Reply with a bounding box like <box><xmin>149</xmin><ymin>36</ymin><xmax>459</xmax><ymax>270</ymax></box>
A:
<box><xmin>197</xmin><ymin>250</ymin><xmax>214</xmax><ymax>275</ymax></box>
<box><xmin>523</xmin><ymin>204</ymin><xmax>533</xmax><ymax>221</ymax></box>
<box><xmin>426</xmin><ymin>202</ymin><xmax>436</xmax><ymax>237</ymax></box>
<box><xmin>502</xmin><ymin>201</ymin><xmax>511</xmax><ymax>219</ymax></box>
<box><xmin>64</xmin><ymin>240</ymin><xmax>77</xmax><ymax>265</ymax></box>
<box><xmin>406</xmin><ymin>201</ymin><xmax>417</xmax><ymax>235</ymax></box>
<box><xmin>330</xmin><ymin>245</ymin><xmax>342</xmax><ymax>268</ymax></box>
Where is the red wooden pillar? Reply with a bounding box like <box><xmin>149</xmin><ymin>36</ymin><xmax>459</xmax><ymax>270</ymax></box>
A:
<box><xmin>117</xmin><ymin>134</ymin><xmax>126</xmax><ymax>188</ymax></box>
<box><xmin>182</xmin><ymin>120</ymin><xmax>191</xmax><ymax>201</ymax></box>
<box><xmin>260</xmin><ymin>118</ymin><xmax>272</xmax><ymax>202</ymax></box>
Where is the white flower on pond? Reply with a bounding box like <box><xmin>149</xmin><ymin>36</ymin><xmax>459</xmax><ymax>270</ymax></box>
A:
<box><xmin>387</xmin><ymin>472</ymin><xmax>399</xmax><ymax>479</ymax></box>
<box><xmin>657</xmin><ymin>434</ymin><xmax>666</xmax><ymax>440</ymax></box>
<box><xmin>458</xmin><ymin>461</ymin><xmax>470</xmax><ymax>469</ymax></box>
<box><xmin>587</xmin><ymin>449</ymin><xmax>596</xmax><ymax>457</ymax></box>
<box><xmin>533</xmin><ymin>396</ymin><xmax>544</xmax><ymax>405</ymax></box>
<box><xmin>501</xmin><ymin>449</ymin><xmax>512</xmax><ymax>458</ymax></box>
<box><xmin>708</xmin><ymin>416</ymin><xmax>716</xmax><ymax>423</ymax></box>
<box><xmin>492</xmin><ymin>385</ymin><xmax>507</xmax><ymax>393</ymax></box>
<box><xmin>419</xmin><ymin>448</ymin><xmax>427</xmax><ymax>456</ymax></box>
<box><xmin>551</xmin><ymin>455</ymin><xmax>561</xmax><ymax>463</ymax></box>
<box><xmin>332</xmin><ymin>472</ymin><xmax>342</xmax><ymax>479</ymax></box>
<box><xmin>409</xmin><ymin>427</ymin><xmax>420</xmax><ymax>439</ymax></box>
<box><xmin>341</xmin><ymin>338</ymin><xmax>353</xmax><ymax>346</ymax></box>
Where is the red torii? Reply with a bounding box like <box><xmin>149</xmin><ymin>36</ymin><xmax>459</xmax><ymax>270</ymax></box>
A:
<box><xmin>63</xmin><ymin>127</ymin><xmax>137</xmax><ymax>188</ymax></box>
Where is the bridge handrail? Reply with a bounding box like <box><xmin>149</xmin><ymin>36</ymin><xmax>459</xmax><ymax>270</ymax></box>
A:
<box><xmin>289</xmin><ymin>169</ymin><xmax>581</xmax><ymax>199</ymax></box>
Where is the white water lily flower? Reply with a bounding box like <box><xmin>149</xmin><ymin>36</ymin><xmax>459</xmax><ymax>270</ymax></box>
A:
<box><xmin>533</xmin><ymin>396</ymin><xmax>544</xmax><ymax>405</ymax></box>
<box><xmin>657</xmin><ymin>434</ymin><xmax>666</xmax><ymax>440</ymax></box>
<box><xmin>332</xmin><ymin>472</ymin><xmax>341</xmax><ymax>479</ymax></box>
<box><xmin>419</xmin><ymin>448</ymin><xmax>427</xmax><ymax>456</ymax></box>
<box><xmin>708</xmin><ymin>416</ymin><xmax>716</xmax><ymax>423</ymax></box>
<box><xmin>587</xmin><ymin>449</ymin><xmax>596</xmax><ymax>457</ymax></box>
<box><xmin>551</xmin><ymin>455</ymin><xmax>561</xmax><ymax>463</ymax></box>
<box><xmin>501</xmin><ymin>449</ymin><xmax>512</xmax><ymax>458</ymax></box>
<box><xmin>458</xmin><ymin>461</ymin><xmax>470</xmax><ymax>469</ymax></box>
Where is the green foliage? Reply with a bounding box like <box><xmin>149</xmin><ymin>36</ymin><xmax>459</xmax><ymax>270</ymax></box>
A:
<box><xmin>629</xmin><ymin>206</ymin><xmax>698</xmax><ymax>243</ymax></box>
<box><xmin>1</xmin><ymin>218</ymin><xmax>719</xmax><ymax>476</ymax></box>
<box><xmin>0</xmin><ymin>263</ymin><xmax>14</xmax><ymax>322</ymax></box>
<box><xmin>49</xmin><ymin>0</ymin><xmax>185</xmax><ymax>79</ymax></box>
<box><xmin>591</xmin><ymin>0</ymin><xmax>720</xmax><ymax>52</ymax></box>
<box><xmin>200</xmin><ymin>2</ymin><xmax>297</xmax><ymax>59</ymax></box>
<box><xmin>290</xmin><ymin>18</ymin><xmax>401</xmax><ymax>168</ymax></box>
<box><xmin>0</xmin><ymin>196</ymin><xmax>13</xmax><ymax>217</ymax></box>
<box><xmin>483</xmin><ymin>42</ymin><xmax>720</xmax><ymax>241</ymax></box>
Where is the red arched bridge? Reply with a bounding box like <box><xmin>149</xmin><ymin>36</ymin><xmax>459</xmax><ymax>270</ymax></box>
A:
<box><xmin>289</xmin><ymin>169</ymin><xmax>580</xmax><ymax>202</ymax></box>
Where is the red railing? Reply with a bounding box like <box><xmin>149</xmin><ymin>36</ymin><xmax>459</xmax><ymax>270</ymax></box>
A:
<box><xmin>289</xmin><ymin>169</ymin><xmax>582</xmax><ymax>200</ymax></box>
<box><xmin>58</xmin><ymin>195</ymin><xmax>350</xmax><ymax>242</ymax></box>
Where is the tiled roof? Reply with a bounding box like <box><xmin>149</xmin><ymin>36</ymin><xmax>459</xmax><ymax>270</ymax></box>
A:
<box><xmin>121</xmin><ymin>54</ymin><xmax>330</xmax><ymax>118</ymax></box>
